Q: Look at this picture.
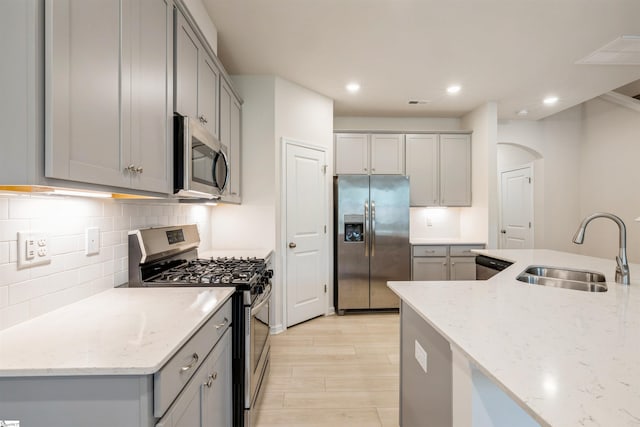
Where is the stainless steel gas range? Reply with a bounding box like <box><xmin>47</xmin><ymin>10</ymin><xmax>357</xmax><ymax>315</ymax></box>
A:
<box><xmin>128</xmin><ymin>224</ymin><xmax>272</xmax><ymax>427</ymax></box>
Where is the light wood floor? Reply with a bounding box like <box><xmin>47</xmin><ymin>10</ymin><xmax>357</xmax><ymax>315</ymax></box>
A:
<box><xmin>255</xmin><ymin>313</ymin><xmax>400</xmax><ymax>427</ymax></box>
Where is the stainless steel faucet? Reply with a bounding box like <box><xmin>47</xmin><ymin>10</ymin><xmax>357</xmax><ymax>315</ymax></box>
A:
<box><xmin>572</xmin><ymin>212</ymin><xmax>630</xmax><ymax>285</ymax></box>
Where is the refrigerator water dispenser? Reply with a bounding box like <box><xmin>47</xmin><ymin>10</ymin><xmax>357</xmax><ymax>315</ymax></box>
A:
<box><xmin>344</xmin><ymin>214</ymin><xmax>364</xmax><ymax>242</ymax></box>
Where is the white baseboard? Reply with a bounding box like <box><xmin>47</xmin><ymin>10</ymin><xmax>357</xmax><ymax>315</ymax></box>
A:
<box><xmin>327</xmin><ymin>306</ymin><xmax>335</xmax><ymax>316</ymax></box>
<box><xmin>270</xmin><ymin>324</ymin><xmax>285</xmax><ymax>335</ymax></box>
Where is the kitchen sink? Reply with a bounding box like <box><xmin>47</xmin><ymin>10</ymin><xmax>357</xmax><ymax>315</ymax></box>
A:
<box><xmin>516</xmin><ymin>265</ymin><xmax>608</xmax><ymax>292</ymax></box>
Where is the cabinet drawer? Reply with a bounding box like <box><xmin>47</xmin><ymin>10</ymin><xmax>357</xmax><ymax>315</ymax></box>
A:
<box><xmin>413</xmin><ymin>245</ymin><xmax>447</xmax><ymax>257</ymax></box>
<box><xmin>154</xmin><ymin>298</ymin><xmax>232</xmax><ymax>417</ymax></box>
<box><xmin>449</xmin><ymin>245</ymin><xmax>484</xmax><ymax>257</ymax></box>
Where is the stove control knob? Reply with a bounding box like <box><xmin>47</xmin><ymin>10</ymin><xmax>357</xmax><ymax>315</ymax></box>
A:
<box><xmin>265</xmin><ymin>269</ymin><xmax>274</xmax><ymax>279</ymax></box>
<box><xmin>255</xmin><ymin>284</ymin><xmax>264</xmax><ymax>295</ymax></box>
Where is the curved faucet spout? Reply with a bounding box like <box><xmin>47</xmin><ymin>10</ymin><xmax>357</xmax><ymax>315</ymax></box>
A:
<box><xmin>572</xmin><ymin>212</ymin><xmax>629</xmax><ymax>285</ymax></box>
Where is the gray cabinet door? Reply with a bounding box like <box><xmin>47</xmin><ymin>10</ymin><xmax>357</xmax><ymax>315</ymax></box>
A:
<box><xmin>156</xmin><ymin>329</ymin><xmax>232</xmax><ymax>427</ymax></box>
<box><xmin>126</xmin><ymin>0</ymin><xmax>172</xmax><ymax>193</ymax></box>
<box><xmin>412</xmin><ymin>257</ymin><xmax>448</xmax><ymax>281</ymax></box>
<box><xmin>449</xmin><ymin>256</ymin><xmax>477</xmax><ymax>280</ymax></box>
<box><xmin>201</xmin><ymin>330</ymin><xmax>232</xmax><ymax>427</ymax></box>
<box><xmin>440</xmin><ymin>134</ymin><xmax>471</xmax><ymax>206</ymax></box>
<box><xmin>406</xmin><ymin>134</ymin><xmax>439</xmax><ymax>206</ymax></box>
<box><xmin>220</xmin><ymin>78</ymin><xmax>242</xmax><ymax>202</ymax></box>
<box><xmin>175</xmin><ymin>8</ymin><xmax>220</xmax><ymax>139</ymax></box>
<box><xmin>45</xmin><ymin>0</ymin><xmax>129</xmax><ymax>188</ymax></box>
<box><xmin>174</xmin><ymin>10</ymin><xmax>199</xmax><ymax>119</ymax></box>
<box><xmin>198</xmin><ymin>55</ymin><xmax>220</xmax><ymax>139</ymax></box>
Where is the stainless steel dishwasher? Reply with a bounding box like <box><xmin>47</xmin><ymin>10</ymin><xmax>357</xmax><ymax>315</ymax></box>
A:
<box><xmin>475</xmin><ymin>255</ymin><xmax>513</xmax><ymax>279</ymax></box>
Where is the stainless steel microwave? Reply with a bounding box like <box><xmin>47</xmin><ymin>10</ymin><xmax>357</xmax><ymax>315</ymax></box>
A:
<box><xmin>174</xmin><ymin>114</ymin><xmax>229</xmax><ymax>199</ymax></box>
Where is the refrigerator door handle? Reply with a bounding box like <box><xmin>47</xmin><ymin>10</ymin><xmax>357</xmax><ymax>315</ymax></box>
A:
<box><xmin>364</xmin><ymin>200</ymin><xmax>369</xmax><ymax>256</ymax></box>
<box><xmin>371</xmin><ymin>200</ymin><xmax>376</xmax><ymax>257</ymax></box>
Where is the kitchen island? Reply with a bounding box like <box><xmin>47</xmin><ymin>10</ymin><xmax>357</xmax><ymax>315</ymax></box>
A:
<box><xmin>389</xmin><ymin>249</ymin><xmax>640</xmax><ymax>427</ymax></box>
<box><xmin>0</xmin><ymin>287</ymin><xmax>235</xmax><ymax>426</ymax></box>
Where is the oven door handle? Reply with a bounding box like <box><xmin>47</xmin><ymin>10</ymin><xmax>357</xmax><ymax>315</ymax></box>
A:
<box><xmin>251</xmin><ymin>289</ymin><xmax>272</xmax><ymax>316</ymax></box>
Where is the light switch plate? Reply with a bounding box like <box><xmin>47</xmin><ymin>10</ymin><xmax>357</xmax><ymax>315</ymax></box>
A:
<box><xmin>415</xmin><ymin>339</ymin><xmax>428</xmax><ymax>373</ymax></box>
<box><xmin>86</xmin><ymin>227</ymin><xmax>100</xmax><ymax>255</ymax></box>
<box><xmin>17</xmin><ymin>231</ymin><xmax>51</xmax><ymax>269</ymax></box>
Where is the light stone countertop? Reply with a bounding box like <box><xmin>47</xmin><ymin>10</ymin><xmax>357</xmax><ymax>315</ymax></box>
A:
<box><xmin>0</xmin><ymin>287</ymin><xmax>235</xmax><ymax>377</ymax></box>
<box><xmin>410</xmin><ymin>238</ymin><xmax>486</xmax><ymax>246</ymax></box>
<box><xmin>389</xmin><ymin>249</ymin><xmax>640</xmax><ymax>427</ymax></box>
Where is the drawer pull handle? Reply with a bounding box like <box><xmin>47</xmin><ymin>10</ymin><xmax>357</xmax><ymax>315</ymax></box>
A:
<box><xmin>180</xmin><ymin>353</ymin><xmax>199</xmax><ymax>372</ymax></box>
<box><xmin>215</xmin><ymin>317</ymin><xmax>229</xmax><ymax>330</ymax></box>
<box><xmin>204</xmin><ymin>372</ymin><xmax>218</xmax><ymax>388</ymax></box>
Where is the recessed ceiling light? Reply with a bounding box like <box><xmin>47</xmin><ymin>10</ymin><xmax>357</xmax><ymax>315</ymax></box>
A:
<box><xmin>516</xmin><ymin>109</ymin><xmax>529</xmax><ymax>116</ymax></box>
<box><xmin>447</xmin><ymin>85</ymin><xmax>461</xmax><ymax>94</ymax></box>
<box><xmin>346</xmin><ymin>82</ymin><xmax>360</xmax><ymax>93</ymax></box>
<box><xmin>543</xmin><ymin>96</ymin><xmax>559</xmax><ymax>105</ymax></box>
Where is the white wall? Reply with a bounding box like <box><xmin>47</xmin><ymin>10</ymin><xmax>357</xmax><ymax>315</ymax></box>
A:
<box><xmin>183</xmin><ymin>0</ymin><xmax>218</xmax><ymax>54</ymax></box>
<box><xmin>210</xmin><ymin>75</ymin><xmax>334</xmax><ymax>332</ymax></box>
<box><xmin>210</xmin><ymin>76</ymin><xmax>277</xmax><ymax>251</ymax></box>
<box><xmin>460</xmin><ymin>102</ymin><xmax>498</xmax><ymax>248</ymax></box>
<box><xmin>578</xmin><ymin>97</ymin><xmax>640</xmax><ymax>261</ymax></box>
<box><xmin>274</xmin><ymin>77</ymin><xmax>334</xmax><ymax>324</ymax></box>
<box><xmin>498</xmin><ymin>109</ymin><xmax>582</xmax><ymax>253</ymax></box>
<box><xmin>496</xmin><ymin>97</ymin><xmax>640</xmax><ymax>260</ymax></box>
<box><xmin>334</xmin><ymin>116</ymin><xmax>463</xmax><ymax>132</ymax></box>
<box><xmin>0</xmin><ymin>194</ymin><xmax>212</xmax><ymax>331</ymax></box>
<box><xmin>410</xmin><ymin>208</ymin><xmax>462</xmax><ymax>239</ymax></box>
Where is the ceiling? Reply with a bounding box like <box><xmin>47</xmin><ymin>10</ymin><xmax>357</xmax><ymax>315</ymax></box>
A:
<box><xmin>203</xmin><ymin>0</ymin><xmax>640</xmax><ymax>120</ymax></box>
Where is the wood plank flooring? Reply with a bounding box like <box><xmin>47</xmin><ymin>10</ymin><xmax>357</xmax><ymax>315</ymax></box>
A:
<box><xmin>255</xmin><ymin>313</ymin><xmax>400</xmax><ymax>427</ymax></box>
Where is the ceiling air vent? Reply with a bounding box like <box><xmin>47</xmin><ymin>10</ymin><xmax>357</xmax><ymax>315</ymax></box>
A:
<box><xmin>408</xmin><ymin>99</ymin><xmax>430</xmax><ymax>105</ymax></box>
<box><xmin>577</xmin><ymin>35</ymin><xmax>640</xmax><ymax>65</ymax></box>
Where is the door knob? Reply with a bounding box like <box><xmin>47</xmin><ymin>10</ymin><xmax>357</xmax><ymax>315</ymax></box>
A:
<box><xmin>500</xmin><ymin>230</ymin><xmax>506</xmax><ymax>234</ymax></box>
<box><xmin>289</xmin><ymin>242</ymin><xmax>297</xmax><ymax>248</ymax></box>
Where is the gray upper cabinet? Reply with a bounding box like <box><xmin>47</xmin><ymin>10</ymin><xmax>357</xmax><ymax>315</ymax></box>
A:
<box><xmin>126</xmin><ymin>0</ymin><xmax>173</xmax><ymax>194</ymax></box>
<box><xmin>45</xmin><ymin>0</ymin><xmax>128</xmax><ymax>189</ymax></box>
<box><xmin>45</xmin><ymin>0</ymin><xmax>172</xmax><ymax>194</ymax></box>
<box><xmin>219</xmin><ymin>77</ymin><xmax>242</xmax><ymax>203</ymax></box>
<box><xmin>440</xmin><ymin>134</ymin><xmax>471</xmax><ymax>206</ymax></box>
<box><xmin>334</xmin><ymin>133</ymin><xmax>405</xmax><ymax>175</ymax></box>
<box><xmin>405</xmin><ymin>133</ymin><xmax>471</xmax><ymax>207</ymax></box>
<box><xmin>174</xmin><ymin>9</ymin><xmax>220</xmax><ymax>139</ymax></box>
<box><xmin>406</xmin><ymin>134</ymin><xmax>439</xmax><ymax>206</ymax></box>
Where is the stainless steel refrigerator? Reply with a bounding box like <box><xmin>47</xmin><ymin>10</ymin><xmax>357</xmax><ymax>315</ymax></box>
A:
<box><xmin>334</xmin><ymin>175</ymin><xmax>410</xmax><ymax>313</ymax></box>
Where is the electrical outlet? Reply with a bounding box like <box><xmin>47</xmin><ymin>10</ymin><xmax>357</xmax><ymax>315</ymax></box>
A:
<box><xmin>17</xmin><ymin>231</ymin><xmax>51</xmax><ymax>269</ymax></box>
<box><xmin>86</xmin><ymin>227</ymin><xmax>100</xmax><ymax>255</ymax></box>
<box><xmin>415</xmin><ymin>340</ymin><xmax>428</xmax><ymax>373</ymax></box>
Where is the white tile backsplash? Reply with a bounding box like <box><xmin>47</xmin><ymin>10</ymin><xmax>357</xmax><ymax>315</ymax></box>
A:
<box><xmin>0</xmin><ymin>194</ymin><xmax>213</xmax><ymax>331</ymax></box>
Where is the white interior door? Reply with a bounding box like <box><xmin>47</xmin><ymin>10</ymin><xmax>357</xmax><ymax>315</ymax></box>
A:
<box><xmin>500</xmin><ymin>166</ymin><xmax>533</xmax><ymax>249</ymax></box>
<box><xmin>285</xmin><ymin>142</ymin><xmax>327</xmax><ymax>327</ymax></box>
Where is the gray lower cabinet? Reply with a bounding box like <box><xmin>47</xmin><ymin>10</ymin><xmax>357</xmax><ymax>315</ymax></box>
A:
<box><xmin>412</xmin><ymin>244</ymin><xmax>484</xmax><ymax>280</ymax></box>
<box><xmin>0</xmin><ymin>300</ymin><xmax>232</xmax><ymax>427</ymax></box>
<box><xmin>156</xmin><ymin>329</ymin><xmax>232</xmax><ymax>427</ymax></box>
<box><xmin>400</xmin><ymin>301</ymin><xmax>452</xmax><ymax>426</ymax></box>
<box><xmin>45</xmin><ymin>0</ymin><xmax>172</xmax><ymax>194</ymax></box>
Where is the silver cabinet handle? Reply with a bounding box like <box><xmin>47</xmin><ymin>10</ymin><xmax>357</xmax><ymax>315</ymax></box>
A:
<box><xmin>125</xmin><ymin>165</ymin><xmax>143</xmax><ymax>174</ymax></box>
<box><xmin>180</xmin><ymin>353</ymin><xmax>199</xmax><ymax>372</ymax></box>
<box><xmin>204</xmin><ymin>372</ymin><xmax>218</xmax><ymax>388</ymax></box>
<box><xmin>215</xmin><ymin>317</ymin><xmax>228</xmax><ymax>330</ymax></box>
<box><xmin>199</xmin><ymin>115</ymin><xmax>208</xmax><ymax>124</ymax></box>
<box><xmin>364</xmin><ymin>200</ymin><xmax>369</xmax><ymax>256</ymax></box>
<box><xmin>289</xmin><ymin>242</ymin><xmax>296</xmax><ymax>248</ymax></box>
<box><xmin>371</xmin><ymin>200</ymin><xmax>376</xmax><ymax>257</ymax></box>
